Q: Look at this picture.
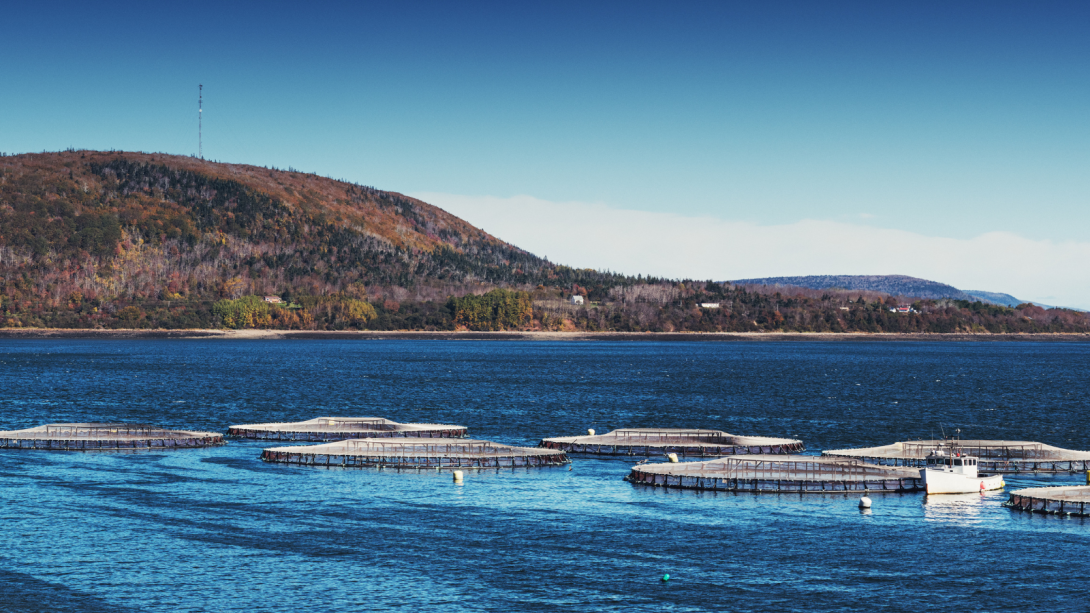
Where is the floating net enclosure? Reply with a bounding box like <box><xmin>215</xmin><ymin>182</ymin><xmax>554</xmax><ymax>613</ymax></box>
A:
<box><xmin>0</xmin><ymin>423</ymin><xmax>224</xmax><ymax>450</ymax></box>
<box><xmin>1005</xmin><ymin>486</ymin><xmax>1090</xmax><ymax>516</ymax></box>
<box><xmin>823</xmin><ymin>440</ymin><xmax>1090</xmax><ymax>474</ymax></box>
<box><xmin>227</xmin><ymin>417</ymin><xmax>467</xmax><ymax>441</ymax></box>
<box><xmin>539</xmin><ymin>428</ymin><xmax>803</xmax><ymax>457</ymax></box>
<box><xmin>261</xmin><ymin>438</ymin><xmax>569</xmax><ymax>469</ymax></box>
<box><xmin>625</xmin><ymin>455</ymin><xmax>924</xmax><ymax>493</ymax></box>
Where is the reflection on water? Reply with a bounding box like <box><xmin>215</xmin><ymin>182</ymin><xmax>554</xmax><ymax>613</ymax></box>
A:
<box><xmin>923</xmin><ymin>491</ymin><xmax>1008</xmax><ymax>525</ymax></box>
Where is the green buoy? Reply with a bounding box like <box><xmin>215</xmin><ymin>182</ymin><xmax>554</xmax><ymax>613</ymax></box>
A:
<box><xmin>662</xmin><ymin>574</ymin><xmax>670</xmax><ymax>582</ymax></box>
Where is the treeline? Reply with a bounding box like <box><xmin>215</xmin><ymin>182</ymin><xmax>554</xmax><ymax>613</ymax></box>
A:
<box><xmin>3</xmin><ymin>151</ymin><xmax>1090</xmax><ymax>334</ymax></box>
<box><xmin>210</xmin><ymin>295</ymin><xmax>378</xmax><ymax>329</ymax></box>
<box><xmin>530</xmin><ymin>283</ymin><xmax>1090</xmax><ymax>334</ymax></box>
<box><xmin>4</xmin><ymin>280</ymin><xmax>1089</xmax><ymax>334</ymax></box>
<box><xmin>449</xmin><ymin>289</ymin><xmax>532</xmax><ymax>331</ymax></box>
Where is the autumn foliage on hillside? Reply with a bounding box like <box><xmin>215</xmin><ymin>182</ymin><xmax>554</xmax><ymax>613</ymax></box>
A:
<box><xmin>529</xmin><ymin>282</ymin><xmax>1090</xmax><ymax>334</ymax></box>
<box><xmin>2</xmin><ymin>150</ymin><xmax>1089</xmax><ymax>334</ymax></box>
<box><xmin>0</xmin><ymin>151</ymin><xmax>632</xmax><ymax>330</ymax></box>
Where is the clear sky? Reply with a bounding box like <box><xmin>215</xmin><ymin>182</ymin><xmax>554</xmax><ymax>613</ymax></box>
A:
<box><xmin>3</xmin><ymin>2</ymin><xmax>1089</xmax><ymax>305</ymax></box>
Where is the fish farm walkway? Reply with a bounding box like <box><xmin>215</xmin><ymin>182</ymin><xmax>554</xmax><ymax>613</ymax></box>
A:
<box><xmin>261</xmin><ymin>438</ymin><xmax>568</xmax><ymax>469</ymax></box>
<box><xmin>0</xmin><ymin>423</ymin><xmax>224</xmax><ymax>450</ymax></box>
<box><xmin>1005</xmin><ymin>486</ymin><xmax>1090</xmax><ymax>516</ymax></box>
<box><xmin>823</xmin><ymin>440</ymin><xmax>1090</xmax><ymax>473</ymax></box>
<box><xmin>540</xmin><ymin>428</ymin><xmax>803</xmax><ymax>457</ymax></box>
<box><xmin>625</xmin><ymin>455</ymin><xmax>924</xmax><ymax>493</ymax></box>
<box><xmin>228</xmin><ymin>417</ymin><xmax>467</xmax><ymax>441</ymax></box>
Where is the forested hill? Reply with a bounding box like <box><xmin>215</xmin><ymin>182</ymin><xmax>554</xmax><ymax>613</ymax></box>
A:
<box><xmin>732</xmin><ymin>275</ymin><xmax>977</xmax><ymax>301</ymax></box>
<box><xmin>0</xmin><ymin>150</ymin><xmax>625</xmax><ymax>290</ymax></box>
<box><xmin>0</xmin><ymin>151</ymin><xmax>643</xmax><ymax>326</ymax></box>
<box><xmin>2</xmin><ymin>151</ymin><xmax>1089</xmax><ymax>334</ymax></box>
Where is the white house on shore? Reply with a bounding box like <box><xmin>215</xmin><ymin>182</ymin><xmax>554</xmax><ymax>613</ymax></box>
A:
<box><xmin>569</xmin><ymin>295</ymin><xmax>585</xmax><ymax>305</ymax></box>
<box><xmin>700</xmin><ymin>303</ymin><xmax>720</xmax><ymax>308</ymax></box>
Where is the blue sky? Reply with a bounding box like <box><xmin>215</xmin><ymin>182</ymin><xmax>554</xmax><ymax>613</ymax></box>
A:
<box><xmin>3</xmin><ymin>2</ymin><xmax>1089</xmax><ymax>304</ymax></box>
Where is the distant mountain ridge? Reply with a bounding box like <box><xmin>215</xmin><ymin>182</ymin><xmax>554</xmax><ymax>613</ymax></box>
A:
<box><xmin>961</xmin><ymin>290</ymin><xmax>1025</xmax><ymax>308</ymax></box>
<box><xmin>730</xmin><ymin>275</ymin><xmax>1072</xmax><ymax>309</ymax></box>
<box><xmin>731</xmin><ymin>275</ymin><xmax>977</xmax><ymax>301</ymax></box>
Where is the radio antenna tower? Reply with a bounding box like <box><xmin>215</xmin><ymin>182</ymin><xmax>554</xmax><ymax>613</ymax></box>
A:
<box><xmin>198</xmin><ymin>84</ymin><xmax>203</xmax><ymax>159</ymax></box>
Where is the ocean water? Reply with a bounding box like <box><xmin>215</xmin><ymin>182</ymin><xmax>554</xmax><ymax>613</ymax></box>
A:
<box><xmin>0</xmin><ymin>339</ymin><xmax>1087</xmax><ymax>612</ymax></box>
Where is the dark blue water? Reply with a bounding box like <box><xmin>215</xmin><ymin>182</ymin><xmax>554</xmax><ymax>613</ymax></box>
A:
<box><xmin>1</xmin><ymin>340</ymin><xmax>1088</xmax><ymax>612</ymax></box>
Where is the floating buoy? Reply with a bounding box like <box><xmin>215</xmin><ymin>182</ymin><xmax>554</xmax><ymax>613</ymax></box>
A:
<box><xmin>859</xmin><ymin>495</ymin><xmax>872</xmax><ymax>509</ymax></box>
<box><xmin>661</xmin><ymin>574</ymin><xmax>670</xmax><ymax>582</ymax></box>
<box><xmin>666</xmin><ymin>453</ymin><xmax>679</xmax><ymax>463</ymax></box>
<box><xmin>453</xmin><ymin>470</ymin><xmax>464</xmax><ymax>483</ymax></box>
<box><xmin>587</xmin><ymin>428</ymin><xmax>595</xmax><ymax>436</ymax></box>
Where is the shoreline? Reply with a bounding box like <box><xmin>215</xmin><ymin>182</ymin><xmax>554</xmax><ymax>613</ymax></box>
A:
<box><xmin>2</xmin><ymin>328</ymin><xmax>1090</xmax><ymax>342</ymax></box>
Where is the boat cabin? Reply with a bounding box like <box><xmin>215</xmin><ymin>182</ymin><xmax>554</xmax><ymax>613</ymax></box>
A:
<box><xmin>925</xmin><ymin>452</ymin><xmax>979</xmax><ymax>477</ymax></box>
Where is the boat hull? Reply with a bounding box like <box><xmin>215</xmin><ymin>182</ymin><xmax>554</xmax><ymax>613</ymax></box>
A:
<box><xmin>923</xmin><ymin>469</ymin><xmax>1005</xmax><ymax>495</ymax></box>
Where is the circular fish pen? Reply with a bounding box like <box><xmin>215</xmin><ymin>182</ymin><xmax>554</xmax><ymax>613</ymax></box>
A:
<box><xmin>1005</xmin><ymin>486</ymin><xmax>1090</xmax><ymax>517</ymax></box>
<box><xmin>227</xmin><ymin>417</ymin><xmax>467</xmax><ymax>441</ymax></box>
<box><xmin>0</xmin><ymin>423</ymin><xmax>224</xmax><ymax>450</ymax></box>
<box><xmin>539</xmin><ymin>428</ymin><xmax>804</xmax><ymax>457</ymax></box>
<box><xmin>625</xmin><ymin>455</ymin><xmax>924</xmax><ymax>493</ymax></box>
<box><xmin>261</xmin><ymin>438</ymin><xmax>569</xmax><ymax>469</ymax></box>
<box><xmin>823</xmin><ymin>440</ymin><xmax>1090</xmax><ymax>474</ymax></box>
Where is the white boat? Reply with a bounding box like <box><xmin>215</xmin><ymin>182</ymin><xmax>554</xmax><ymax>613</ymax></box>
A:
<box><xmin>921</xmin><ymin>437</ymin><xmax>1005</xmax><ymax>495</ymax></box>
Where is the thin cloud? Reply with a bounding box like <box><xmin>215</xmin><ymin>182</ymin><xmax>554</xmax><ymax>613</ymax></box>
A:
<box><xmin>414</xmin><ymin>192</ymin><xmax>1090</xmax><ymax>309</ymax></box>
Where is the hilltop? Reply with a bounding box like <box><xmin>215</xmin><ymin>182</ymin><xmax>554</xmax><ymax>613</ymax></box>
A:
<box><xmin>732</xmin><ymin>275</ymin><xmax>977</xmax><ymax>301</ymax></box>
<box><xmin>732</xmin><ymin>275</ymin><xmax>1065</xmax><ymax>309</ymax></box>
<box><xmin>961</xmin><ymin>289</ymin><xmax>1052</xmax><ymax>309</ymax></box>
<box><xmin>2</xmin><ymin>151</ymin><xmax>1089</xmax><ymax>334</ymax></box>
<box><xmin>0</xmin><ymin>150</ymin><xmax>622</xmax><ymax>292</ymax></box>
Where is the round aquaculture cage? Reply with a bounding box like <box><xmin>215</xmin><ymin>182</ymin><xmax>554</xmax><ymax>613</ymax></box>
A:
<box><xmin>539</xmin><ymin>428</ymin><xmax>803</xmax><ymax>457</ymax></box>
<box><xmin>823</xmin><ymin>440</ymin><xmax>1090</xmax><ymax>474</ymax></box>
<box><xmin>0</xmin><ymin>423</ymin><xmax>225</xmax><ymax>450</ymax></box>
<box><xmin>227</xmin><ymin>417</ymin><xmax>467</xmax><ymax>442</ymax></box>
<box><xmin>625</xmin><ymin>455</ymin><xmax>924</xmax><ymax>493</ymax></box>
<box><xmin>1005</xmin><ymin>486</ymin><xmax>1090</xmax><ymax>517</ymax></box>
<box><xmin>261</xmin><ymin>438</ymin><xmax>569</xmax><ymax>469</ymax></box>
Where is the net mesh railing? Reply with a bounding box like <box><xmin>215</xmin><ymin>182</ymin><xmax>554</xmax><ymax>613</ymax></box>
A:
<box><xmin>599</xmin><ymin>429</ymin><xmax>731</xmax><ymax>442</ymax></box>
<box><xmin>313</xmin><ymin>418</ymin><xmax>396</xmax><ymax>430</ymax></box>
<box><xmin>900</xmin><ymin>441</ymin><xmax>1058</xmax><ymax>460</ymax></box>
<box><xmin>1009</xmin><ymin>486</ymin><xmax>1090</xmax><ymax>501</ymax></box>
<box><xmin>340</xmin><ymin>440</ymin><xmax>541</xmax><ymax>456</ymax></box>
<box><xmin>656</xmin><ymin>457</ymin><xmax>917</xmax><ymax>481</ymax></box>
<box><xmin>41</xmin><ymin>423</ymin><xmax>180</xmax><ymax>438</ymax></box>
